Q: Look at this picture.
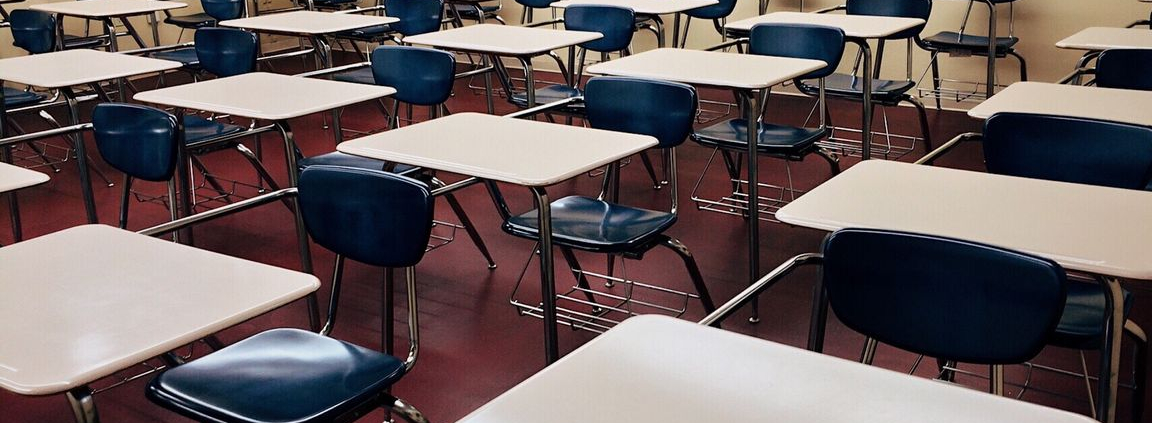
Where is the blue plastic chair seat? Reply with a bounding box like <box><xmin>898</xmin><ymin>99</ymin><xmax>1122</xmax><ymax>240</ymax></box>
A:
<box><xmin>183</xmin><ymin>115</ymin><xmax>245</xmax><ymax>146</ymax></box>
<box><xmin>313</xmin><ymin>0</ymin><xmax>360</xmax><ymax>6</ymax></box>
<box><xmin>503</xmin><ymin>196</ymin><xmax>677</xmax><ymax>253</ymax></box>
<box><xmin>455</xmin><ymin>4</ymin><xmax>501</xmax><ymax>19</ymax></box>
<box><xmin>692</xmin><ymin>119</ymin><xmax>827</xmax><ymax>158</ymax></box>
<box><xmin>147</xmin><ymin>328</ymin><xmax>406</xmax><ymax>423</ymax></box>
<box><xmin>922</xmin><ymin>31</ymin><xmax>1019</xmax><ymax>54</ymax></box>
<box><xmin>298</xmin><ymin>152</ymin><xmax>419</xmax><ymax>174</ymax></box>
<box><xmin>796</xmin><ymin>74</ymin><xmax>916</xmax><ymax>104</ymax></box>
<box><xmin>332</xmin><ymin>67</ymin><xmax>375</xmax><ymax>85</ymax></box>
<box><xmin>509</xmin><ymin>85</ymin><xmax>583</xmax><ymax>109</ymax></box>
<box><xmin>335</xmin><ymin>24</ymin><xmax>394</xmax><ymax>40</ymax></box>
<box><xmin>165</xmin><ymin>12</ymin><xmax>216</xmax><ymax>29</ymax></box>
<box><xmin>62</xmin><ymin>34</ymin><xmax>105</xmax><ymax>49</ymax></box>
<box><xmin>1049</xmin><ymin>282</ymin><xmax>1135</xmax><ymax>350</ymax></box>
<box><xmin>150</xmin><ymin>47</ymin><xmax>201</xmax><ymax>67</ymax></box>
<box><xmin>3</xmin><ymin>87</ymin><xmax>45</xmax><ymax>108</ymax></box>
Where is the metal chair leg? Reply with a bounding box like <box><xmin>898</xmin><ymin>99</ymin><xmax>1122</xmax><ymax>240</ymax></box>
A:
<box><xmin>388</xmin><ymin>396</ymin><xmax>430</xmax><ymax>423</ymax></box>
<box><xmin>904</xmin><ymin>95</ymin><xmax>933</xmax><ymax>151</ymax></box>
<box><xmin>443</xmin><ymin>192</ymin><xmax>496</xmax><ymax>269</ymax></box>
<box><xmin>659</xmin><ymin>235</ymin><xmax>715</xmax><ymax>312</ymax></box>
<box><xmin>559</xmin><ymin>246</ymin><xmax>599</xmax><ymax>305</ymax></box>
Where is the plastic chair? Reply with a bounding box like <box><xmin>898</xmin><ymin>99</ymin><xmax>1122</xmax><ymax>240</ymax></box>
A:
<box><xmin>515</xmin><ymin>0</ymin><xmax>557</xmax><ymax>24</ymax></box>
<box><xmin>9</xmin><ymin>9</ymin><xmax>103</xmax><ymax>51</ymax></box>
<box><xmin>690</xmin><ymin>23</ymin><xmax>844</xmax><ymax>221</ymax></box>
<box><xmin>983</xmin><ymin>112</ymin><xmax>1149</xmax><ymax>421</ymax></box>
<box><xmin>499</xmin><ymin>77</ymin><xmax>716</xmax><ymax>331</ymax></box>
<box><xmin>307</xmin><ymin>46</ymin><xmax>497</xmax><ymax>269</ymax></box>
<box><xmin>821</xmin><ymin>228</ymin><xmax>1067</xmax><ymax>395</ymax></box>
<box><xmin>448</xmin><ymin>0</ymin><xmax>506</xmax><ymax>25</ymax></box>
<box><xmin>678</xmin><ymin>0</ymin><xmax>738</xmax><ymax>48</ymax></box>
<box><xmin>795</xmin><ymin>0</ymin><xmax>934</xmax><ymax>156</ymax></box>
<box><xmin>508</xmin><ymin>5</ymin><xmax>635</xmax><ymax>110</ymax></box>
<box><xmin>333</xmin><ymin>0</ymin><xmax>446</xmax><ymax>83</ymax></box>
<box><xmin>163</xmin><ymin>0</ymin><xmax>246</xmax><ymax>39</ymax></box>
<box><xmin>919</xmin><ymin>0</ymin><xmax>1028</xmax><ymax>104</ymax></box>
<box><xmin>1094</xmin><ymin>49</ymin><xmax>1152</xmax><ymax>91</ymax></box>
<box><xmin>146</xmin><ymin>165</ymin><xmax>434</xmax><ymax>423</ymax></box>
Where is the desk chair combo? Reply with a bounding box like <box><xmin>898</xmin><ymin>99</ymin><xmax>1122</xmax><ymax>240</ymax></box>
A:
<box><xmin>690</xmin><ymin>23</ymin><xmax>843</xmax><ymax>222</ymax></box>
<box><xmin>918</xmin><ymin>0</ymin><xmax>1028</xmax><ymax>105</ymax></box>
<box><xmin>448</xmin><ymin>0</ymin><xmax>506</xmax><ymax>25</ymax></box>
<box><xmin>498</xmin><ymin>77</ymin><xmax>716</xmax><ymax>332</ymax></box>
<box><xmin>677</xmin><ymin>0</ymin><xmax>738</xmax><ymax>48</ymax></box>
<box><xmin>161</xmin><ymin>0</ymin><xmax>247</xmax><ymax>42</ymax></box>
<box><xmin>332</xmin><ymin>0</ymin><xmax>446</xmax><ymax>82</ymax></box>
<box><xmin>515</xmin><ymin>0</ymin><xmax>556</xmax><ymax>24</ymax></box>
<box><xmin>304</xmin><ymin>45</ymin><xmax>497</xmax><ymax>268</ymax></box>
<box><xmin>799</xmin><ymin>0</ymin><xmax>933</xmax><ymax>159</ymax></box>
<box><xmin>146</xmin><ymin>165</ymin><xmax>435</xmax><ymax>423</ymax></box>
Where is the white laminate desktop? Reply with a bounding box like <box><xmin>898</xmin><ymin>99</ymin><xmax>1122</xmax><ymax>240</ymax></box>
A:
<box><xmin>1056</xmin><ymin>27</ymin><xmax>1152</xmax><ymax>51</ymax></box>
<box><xmin>219</xmin><ymin>10</ymin><xmax>398</xmax><ymax>34</ymax></box>
<box><xmin>0</xmin><ymin>162</ymin><xmax>49</xmax><ymax>193</ymax></box>
<box><xmin>0</xmin><ymin>50</ymin><xmax>182</xmax><ymax>88</ymax></box>
<box><xmin>403</xmin><ymin>24</ymin><xmax>601</xmax><ymax>56</ymax></box>
<box><xmin>0</xmin><ymin>224</ymin><xmax>320</xmax><ymax>395</ymax></box>
<box><xmin>725</xmin><ymin>11</ymin><xmax>924</xmax><ymax>38</ymax></box>
<box><xmin>967</xmin><ymin>81</ymin><xmax>1152</xmax><ymax>126</ymax></box>
<box><xmin>586</xmin><ymin>48</ymin><xmax>824</xmax><ymax>89</ymax></box>
<box><xmin>134</xmin><ymin>72</ymin><xmax>396</xmax><ymax>120</ymax></box>
<box><xmin>458</xmin><ymin>315</ymin><xmax>1097</xmax><ymax>423</ymax></box>
<box><xmin>550</xmin><ymin>0</ymin><xmax>716</xmax><ymax>15</ymax></box>
<box><xmin>30</xmin><ymin>0</ymin><xmax>185</xmax><ymax>17</ymax></box>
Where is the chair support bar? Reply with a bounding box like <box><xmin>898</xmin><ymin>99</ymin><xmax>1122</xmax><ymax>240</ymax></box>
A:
<box><xmin>0</xmin><ymin>122</ymin><xmax>91</xmax><ymax>148</ymax></box>
<box><xmin>137</xmin><ymin>187</ymin><xmax>298</xmax><ymax>237</ymax></box>
<box><xmin>914</xmin><ymin>131</ymin><xmax>981</xmax><ymax>166</ymax></box>
<box><xmin>503</xmin><ymin>97</ymin><xmax>583</xmax><ymax>119</ymax></box>
<box><xmin>294</xmin><ymin>61</ymin><xmax>371</xmax><ymax>78</ymax></box>
<box><xmin>698</xmin><ymin>253</ymin><xmax>824</xmax><ymax>327</ymax></box>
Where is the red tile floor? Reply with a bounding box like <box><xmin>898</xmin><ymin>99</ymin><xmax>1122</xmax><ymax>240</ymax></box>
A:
<box><xmin>0</xmin><ymin>56</ymin><xmax>1148</xmax><ymax>422</ymax></box>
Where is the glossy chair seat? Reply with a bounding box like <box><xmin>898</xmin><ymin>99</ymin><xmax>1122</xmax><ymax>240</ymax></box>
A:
<box><xmin>1051</xmin><ymin>283</ymin><xmax>1134</xmax><ymax>349</ymax></box>
<box><xmin>508</xmin><ymin>85</ymin><xmax>583</xmax><ymax>110</ymax></box>
<box><xmin>797</xmin><ymin>74</ymin><xmax>916</xmax><ymax>103</ymax></box>
<box><xmin>183</xmin><ymin>115</ymin><xmax>245</xmax><ymax>145</ymax></box>
<box><xmin>504</xmin><ymin>196</ymin><xmax>677</xmax><ymax>253</ymax></box>
<box><xmin>331</xmin><ymin>67</ymin><xmax>375</xmax><ymax>85</ymax></box>
<box><xmin>333</xmin><ymin>24</ymin><xmax>394</xmax><ymax>40</ymax></box>
<box><xmin>2</xmin><ymin>87</ymin><xmax>45</xmax><ymax>108</ymax></box>
<box><xmin>62</xmin><ymin>34</ymin><xmax>105</xmax><ymax>49</ymax></box>
<box><xmin>692</xmin><ymin>120</ymin><xmax>827</xmax><ymax>159</ymax></box>
<box><xmin>150</xmin><ymin>47</ymin><xmax>201</xmax><ymax>67</ymax></box>
<box><xmin>164</xmin><ymin>12</ymin><xmax>216</xmax><ymax>29</ymax></box>
<box><xmin>922</xmin><ymin>31</ymin><xmax>1019</xmax><ymax>55</ymax></box>
<box><xmin>148</xmin><ymin>328</ymin><xmax>407</xmax><ymax>423</ymax></box>
<box><xmin>298</xmin><ymin>152</ymin><xmax>418</xmax><ymax>174</ymax></box>
<box><xmin>454</xmin><ymin>3</ymin><xmax>501</xmax><ymax>20</ymax></box>
<box><xmin>313</xmin><ymin>0</ymin><xmax>360</xmax><ymax>7</ymax></box>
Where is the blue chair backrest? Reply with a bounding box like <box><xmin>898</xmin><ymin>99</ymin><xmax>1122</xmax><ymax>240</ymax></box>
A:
<box><xmin>516</xmin><ymin>0</ymin><xmax>555</xmax><ymax>8</ymax></box>
<box><xmin>10</xmin><ymin>10</ymin><xmax>56</xmax><ymax>54</ymax></box>
<box><xmin>195</xmin><ymin>27</ymin><xmax>258</xmax><ymax>77</ymax></box>
<box><xmin>846</xmin><ymin>0</ymin><xmax>931</xmax><ymax>39</ymax></box>
<box><xmin>749</xmin><ymin>23</ymin><xmax>845</xmax><ymax>80</ymax></box>
<box><xmin>202</xmin><ymin>0</ymin><xmax>245</xmax><ymax>21</ymax></box>
<box><xmin>92</xmin><ymin>104</ymin><xmax>180</xmax><ymax>182</ymax></box>
<box><xmin>684</xmin><ymin>0</ymin><xmax>737</xmax><ymax>20</ymax></box>
<box><xmin>384</xmin><ymin>0</ymin><xmax>445</xmax><ymax>37</ymax></box>
<box><xmin>298</xmin><ymin>165</ymin><xmax>435</xmax><ymax>268</ymax></box>
<box><xmin>370</xmin><ymin>45</ymin><xmax>456</xmax><ymax>106</ymax></box>
<box><xmin>564</xmin><ymin>5</ymin><xmax>635</xmax><ymax>53</ymax></box>
<box><xmin>983</xmin><ymin>112</ymin><xmax>1152</xmax><ymax>190</ymax></box>
<box><xmin>822</xmin><ymin>228</ymin><xmax>1066</xmax><ymax>364</ymax></box>
<box><xmin>1095</xmin><ymin>49</ymin><xmax>1152</xmax><ymax>91</ymax></box>
<box><xmin>584</xmin><ymin>76</ymin><xmax>698</xmax><ymax>149</ymax></box>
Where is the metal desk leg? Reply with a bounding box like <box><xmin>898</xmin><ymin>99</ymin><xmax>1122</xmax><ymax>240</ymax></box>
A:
<box><xmin>985</xmin><ymin>0</ymin><xmax>997</xmax><ymax>100</ymax></box>
<box><xmin>61</xmin><ymin>88</ymin><xmax>99</xmax><ymax>224</ymax></box>
<box><xmin>807</xmin><ymin>276</ymin><xmax>829</xmax><ymax>352</ymax></box>
<box><xmin>275</xmin><ymin>120</ymin><xmax>320</xmax><ymax>331</ymax></box>
<box><xmin>741</xmin><ymin>89</ymin><xmax>762</xmax><ymax>322</ymax></box>
<box><xmin>173</xmin><ymin>108</ymin><xmax>194</xmax><ymax>243</ymax></box>
<box><xmin>310</xmin><ymin>35</ymin><xmax>344</xmax><ymax>144</ymax></box>
<box><xmin>517</xmin><ymin>57</ymin><xmax>537</xmax><ymax>120</ymax></box>
<box><xmin>67</xmin><ymin>386</ymin><xmax>99</xmax><ymax>423</ymax></box>
<box><xmin>851</xmin><ymin>38</ymin><xmax>874</xmax><ymax>160</ymax></box>
<box><xmin>1097</xmin><ymin>276</ymin><xmax>1124</xmax><ymax>423</ymax></box>
<box><xmin>530</xmin><ymin>186</ymin><xmax>558</xmax><ymax>364</ymax></box>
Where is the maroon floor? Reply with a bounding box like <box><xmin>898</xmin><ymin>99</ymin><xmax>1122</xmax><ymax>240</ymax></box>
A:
<box><xmin>1</xmin><ymin>56</ymin><xmax>1148</xmax><ymax>422</ymax></box>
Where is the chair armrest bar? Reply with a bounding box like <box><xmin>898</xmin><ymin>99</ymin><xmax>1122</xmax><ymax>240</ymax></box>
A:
<box><xmin>335</xmin><ymin>5</ymin><xmax>386</xmax><ymax>14</ymax></box>
<box><xmin>502</xmin><ymin>96</ymin><xmax>583</xmax><ymax>119</ymax></box>
<box><xmin>523</xmin><ymin>18</ymin><xmax>563</xmax><ymax>28</ymax></box>
<box><xmin>429</xmin><ymin>176</ymin><xmax>482</xmax><ymax>197</ymax></box>
<box><xmin>705</xmin><ymin>38</ymin><xmax>746</xmax><ymax>51</ymax></box>
<box><xmin>119</xmin><ymin>41</ymin><xmax>195</xmax><ymax>56</ymax></box>
<box><xmin>698</xmin><ymin>253</ymin><xmax>824</xmax><ymax>327</ymax></box>
<box><xmin>138</xmin><ymin>187</ymin><xmax>299</xmax><ymax>237</ymax></box>
<box><xmin>914</xmin><ymin>131</ymin><xmax>982</xmax><ymax>166</ymax></box>
<box><xmin>258</xmin><ymin>47</ymin><xmax>317</xmax><ymax>63</ymax></box>
<box><xmin>0</xmin><ymin>122</ymin><xmax>91</xmax><ymax>148</ymax></box>
<box><xmin>813</xmin><ymin>4</ymin><xmax>846</xmax><ymax>13</ymax></box>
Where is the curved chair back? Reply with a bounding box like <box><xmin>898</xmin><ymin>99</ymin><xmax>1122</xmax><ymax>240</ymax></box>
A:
<box><xmin>195</xmin><ymin>27</ymin><xmax>259</xmax><ymax>77</ymax></box>
<box><xmin>684</xmin><ymin>0</ymin><xmax>737</xmax><ymax>20</ymax></box>
<box><xmin>983</xmin><ymin>112</ymin><xmax>1152</xmax><ymax>190</ymax></box>
<box><xmin>385</xmin><ymin>0</ymin><xmax>445</xmax><ymax>37</ymax></box>
<box><xmin>370</xmin><ymin>45</ymin><xmax>456</xmax><ymax>106</ymax></box>
<box><xmin>202</xmin><ymin>0</ymin><xmax>245</xmax><ymax>20</ymax></box>
<box><xmin>584</xmin><ymin>76</ymin><xmax>698</xmax><ymax>149</ymax></box>
<box><xmin>846</xmin><ymin>0</ymin><xmax>931</xmax><ymax>39</ymax></box>
<box><xmin>10</xmin><ymin>10</ymin><xmax>56</xmax><ymax>54</ymax></box>
<box><xmin>516</xmin><ymin>0</ymin><xmax>555</xmax><ymax>7</ymax></box>
<box><xmin>298</xmin><ymin>165</ymin><xmax>435</xmax><ymax>268</ymax></box>
<box><xmin>749</xmin><ymin>23</ymin><xmax>846</xmax><ymax>80</ymax></box>
<box><xmin>92</xmin><ymin>104</ymin><xmax>180</xmax><ymax>182</ymax></box>
<box><xmin>564</xmin><ymin>5</ymin><xmax>635</xmax><ymax>53</ymax></box>
<box><xmin>1095</xmin><ymin>49</ymin><xmax>1152</xmax><ymax>91</ymax></box>
<box><xmin>822</xmin><ymin>228</ymin><xmax>1066</xmax><ymax>364</ymax></box>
